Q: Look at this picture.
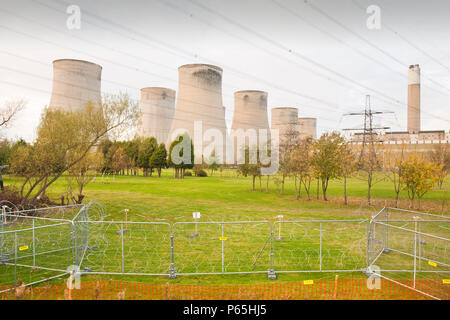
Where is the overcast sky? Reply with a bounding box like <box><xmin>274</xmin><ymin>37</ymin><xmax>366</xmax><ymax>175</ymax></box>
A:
<box><xmin>1</xmin><ymin>0</ymin><xmax>449</xmax><ymax>142</ymax></box>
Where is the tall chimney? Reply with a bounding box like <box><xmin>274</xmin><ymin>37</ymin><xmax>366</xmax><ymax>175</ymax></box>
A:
<box><xmin>407</xmin><ymin>64</ymin><xmax>420</xmax><ymax>133</ymax></box>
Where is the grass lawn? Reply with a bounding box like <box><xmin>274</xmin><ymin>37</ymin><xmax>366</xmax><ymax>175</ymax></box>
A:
<box><xmin>1</xmin><ymin>170</ymin><xmax>449</xmax><ymax>295</ymax></box>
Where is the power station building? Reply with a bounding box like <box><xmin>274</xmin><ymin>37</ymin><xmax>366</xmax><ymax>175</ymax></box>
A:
<box><xmin>168</xmin><ymin>64</ymin><xmax>227</xmax><ymax>160</ymax></box>
<box><xmin>271</xmin><ymin>107</ymin><xmax>299</xmax><ymax>144</ymax></box>
<box><xmin>230</xmin><ymin>90</ymin><xmax>270</xmax><ymax>162</ymax></box>
<box><xmin>136</xmin><ymin>87</ymin><xmax>176</xmax><ymax>144</ymax></box>
<box><xmin>298</xmin><ymin>117</ymin><xmax>317</xmax><ymax>140</ymax></box>
<box><xmin>350</xmin><ymin>64</ymin><xmax>448</xmax><ymax>144</ymax></box>
<box><xmin>49</xmin><ymin>59</ymin><xmax>102</xmax><ymax>111</ymax></box>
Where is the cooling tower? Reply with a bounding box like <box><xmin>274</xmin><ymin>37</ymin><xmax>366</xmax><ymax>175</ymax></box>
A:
<box><xmin>49</xmin><ymin>59</ymin><xmax>102</xmax><ymax>111</ymax></box>
<box><xmin>137</xmin><ymin>87</ymin><xmax>176</xmax><ymax>144</ymax></box>
<box><xmin>230</xmin><ymin>90</ymin><xmax>270</xmax><ymax>163</ymax></box>
<box><xmin>407</xmin><ymin>64</ymin><xmax>420</xmax><ymax>133</ymax></box>
<box><xmin>298</xmin><ymin>117</ymin><xmax>317</xmax><ymax>140</ymax></box>
<box><xmin>168</xmin><ymin>64</ymin><xmax>227</xmax><ymax>159</ymax></box>
<box><xmin>271</xmin><ymin>107</ymin><xmax>299</xmax><ymax>143</ymax></box>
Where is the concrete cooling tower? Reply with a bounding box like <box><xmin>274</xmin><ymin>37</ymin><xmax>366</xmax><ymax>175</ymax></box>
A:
<box><xmin>231</xmin><ymin>90</ymin><xmax>270</xmax><ymax>163</ymax></box>
<box><xmin>407</xmin><ymin>64</ymin><xmax>420</xmax><ymax>133</ymax></box>
<box><xmin>49</xmin><ymin>59</ymin><xmax>102</xmax><ymax>111</ymax></box>
<box><xmin>298</xmin><ymin>117</ymin><xmax>317</xmax><ymax>140</ymax></box>
<box><xmin>168</xmin><ymin>64</ymin><xmax>227</xmax><ymax>159</ymax></box>
<box><xmin>271</xmin><ymin>107</ymin><xmax>299</xmax><ymax>143</ymax></box>
<box><xmin>137</xmin><ymin>87</ymin><xmax>176</xmax><ymax>144</ymax></box>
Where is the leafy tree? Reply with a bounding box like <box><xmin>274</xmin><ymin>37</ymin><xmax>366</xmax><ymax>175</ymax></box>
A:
<box><xmin>149</xmin><ymin>143</ymin><xmax>167</xmax><ymax>177</ymax></box>
<box><xmin>124</xmin><ymin>138</ymin><xmax>140</xmax><ymax>176</ymax></box>
<box><xmin>427</xmin><ymin>144</ymin><xmax>449</xmax><ymax>189</ymax></box>
<box><xmin>399</xmin><ymin>153</ymin><xmax>441</xmax><ymax>209</ymax></box>
<box><xmin>385</xmin><ymin>144</ymin><xmax>408</xmax><ymax>207</ymax></box>
<box><xmin>168</xmin><ymin>133</ymin><xmax>194</xmax><ymax>179</ymax></box>
<box><xmin>356</xmin><ymin>140</ymin><xmax>385</xmax><ymax>205</ymax></box>
<box><xmin>137</xmin><ymin>137</ymin><xmax>157</xmax><ymax>176</ymax></box>
<box><xmin>293</xmin><ymin>137</ymin><xmax>314</xmax><ymax>200</ymax></box>
<box><xmin>9</xmin><ymin>93</ymin><xmax>138</xmax><ymax>204</ymax></box>
<box><xmin>66</xmin><ymin>150</ymin><xmax>101</xmax><ymax>203</ymax></box>
<box><xmin>340</xmin><ymin>142</ymin><xmax>357</xmax><ymax>205</ymax></box>
<box><xmin>311</xmin><ymin>132</ymin><xmax>345</xmax><ymax>201</ymax></box>
<box><xmin>237</xmin><ymin>146</ymin><xmax>262</xmax><ymax>191</ymax></box>
<box><xmin>208</xmin><ymin>156</ymin><xmax>219</xmax><ymax>176</ymax></box>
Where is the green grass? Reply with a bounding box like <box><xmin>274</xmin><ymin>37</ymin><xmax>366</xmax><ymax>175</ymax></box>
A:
<box><xmin>1</xmin><ymin>170</ymin><xmax>449</xmax><ymax>289</ymax></box>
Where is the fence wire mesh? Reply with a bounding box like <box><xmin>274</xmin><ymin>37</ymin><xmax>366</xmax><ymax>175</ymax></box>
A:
<box><xmin>1</xmin><ymin>204</ymin><xmax>449</xmax><ymax>300</ymax></box>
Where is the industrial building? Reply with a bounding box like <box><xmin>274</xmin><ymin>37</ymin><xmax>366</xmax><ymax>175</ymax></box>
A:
<box><xmin>271</xmin><ymin>107</ymin><xmax>299</xmax><ymax>144</ymax></box>
<box><xmin>298</xmin><ymin>117</ymin><xmax>317</xmax><ymax>140</ymax></box>
<box><xmin>136</xmin><ymin>87</ymin><xmax>176</xmax><ymax>144</ymax></box>
<box><xmin>350</xmin><ymin>64</ymin><xmax>449</xmax><ymax>145</ymax></box>
<box><xmin>230</xmin><ymin>90</ymin><xmax>270</xmax><ymax>162</ymax></box>
<box><xmin>167</xmin><ymin>63</ymin><xmax>227</xmax><ymax>160</ymax></box>
<box><xmin>49</xmin><ymin>59</ymin><xmax>102</xmax><ymax>111</ymax></box>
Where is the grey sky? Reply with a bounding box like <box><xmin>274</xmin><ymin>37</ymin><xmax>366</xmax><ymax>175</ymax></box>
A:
<box><xmin>1</xmin><ymin>0</ymin><xmax>449</xmax><ymax>142</ymax></box>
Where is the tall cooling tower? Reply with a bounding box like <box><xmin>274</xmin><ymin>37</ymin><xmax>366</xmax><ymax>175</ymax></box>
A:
<box><xmin>168</xmin><ymin>64</ymin><xmax>227</xmax><ymax>155</ymax></box>
<box><xmin>231</xmin><ymin>90</ymin><xmax>270</xmax><ymax>163</ymax></box>
<box><xmin>137</xmin><ymin>87</ymin><xmax>176</xmax><ymax>144</ymax></box>
<box><xmin>49</xmin><ymin>59</ymin><xmax>102</xmax><ymax>111</ymax></box>
<box><xmin>298</xmin><ymin>117</ymin><xmax>317</xmax><ymax>139</ymax></box>
<box><xmin>407</xmin><ymin>64</ymin><xmax>420</xmax><ymax>133</ymax></box>
<box><xmin>271</xmin><ymin>107</ymin><xmax>299</xmax><ymax>143</ymax></box>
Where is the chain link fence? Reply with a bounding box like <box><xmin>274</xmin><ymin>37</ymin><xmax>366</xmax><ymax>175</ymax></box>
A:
<box><xmin>1</xmin><ymin>204</ymin><xmax>449</xmax><ymax>299</ymax></box>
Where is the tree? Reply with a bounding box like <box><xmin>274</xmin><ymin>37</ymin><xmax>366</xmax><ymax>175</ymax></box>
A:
<box><xmin>168</xmin><ymin>133</ymin><xmax>194</xmax><ymax>179</ymax></box>
<box><xmin>208</xmin><ymin>152</ymin><xmax>220</xmax><ymax>177</ymax></box>
<box><xmin>237</xmin><ymin>146</ymin><xmax>262</xmax><ymax>191</ymax></box>
<box><xmin>311</xmin><ymin>132</ymin><xmax>345</xmax><ymax>201</ymax></box>
<box><xmin>9</xmin><ymin>93</ymin><xmax>138</xmax><ymax>204</ymax></box>
<box><xmin>386</xmin><ymin>144</ymin><xmax>408</xmax><ymax>207</ymax></box>
<box><xmin>356</xmin><ymin>140</ymin><xmax>385</xmax><ymax>205</ymax></box>
<box><xmin>292</xmin><ymin>137</ymin><xmax>314</xmax><ymax>200</ymax></box>
<box><xmin>149</xmin><ymin>143</ymin><xmax>167</xmax><ymax>177</ymax></box>
<box><xmin>0</xmin><ymin>100</ymin><xmax>25</xmax><ymax>130</ymax></box>
<box><xmin>399</xmin><ymin>153</ymin><xmax>440</xmax><ymax>209</ymax></box>
<box><xmin>66</xmin><ymin>150</ymin><xmax>101</xmax><ymax>203</ymax></box>
<box><xmin>427</xmin><ymin>144</ymin><xmax>449</xmax><ymax>189</ymax></box>
<box><xmin>137</xmin><ymin>137</ymin><xmax>157</xmax><ymax>176</ymax></box>
<box><xmin>124</xmin><ymin>138</ymin><xmax>140</xmax><ymax>175</ymax></box>
<box><xmin>340</xmin><ymin>142</ymin><xmax>357</xmax><ymax>205</ymax></box>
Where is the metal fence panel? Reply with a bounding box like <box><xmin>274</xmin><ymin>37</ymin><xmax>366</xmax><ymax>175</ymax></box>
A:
<box><xmin>81</xmin><ymin>221</ymin><xmax>171</xmax><ymax>275</ymax></box>
<box><xmin>173</xmin><ymin>222</ymin><xmax>271</xmax><ymax>274</ymax></box>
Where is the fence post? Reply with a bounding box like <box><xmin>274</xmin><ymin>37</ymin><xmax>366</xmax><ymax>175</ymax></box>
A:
<box><xmin>121</xmin><ymin>223</ymin><xmax>124</xmax><ymax>273</ymax></box>
<box><xmin>366</xmin><ymin>219</ymin><xmax>371</xmax><ymax>268</ymax></box>
<box><xmin>268</xmin><ymin>224</ymin><xmax>276</xmax><ymax>280</ymax></box>
<box><xmin>319</xmin><ymin>222</ymin><xmax>322</xmax><ymax>271</ymax></box>
<box><xmin>413</xmin><ymin>217</ymin><xmax>419</xmax><ymax>289</ymax></box>
<box><xmin>14</xmin><ymin>231</ymin><xmax>17</xmax><ymax>286</ymax></box>
<box><xmin>32</xmin><ymin>219</ymin><xmax>36</xmax><ymax>266</ymax></box>
<box><xmin>221</xmin><ymin>223</ymin><xmax>224</xmax><ymax>273</ymax></box>
<box><xmin>169</xmin><ymin>225</ymin><xmax>176</xmax><ymax>279</ymax></box>
<box><xmin>418</xmin><ymin>221</ymin><xmax>422</xmax><ymax>272</ymax></box>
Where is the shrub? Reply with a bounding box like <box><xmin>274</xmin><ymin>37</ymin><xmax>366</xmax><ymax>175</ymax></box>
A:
<box><xmin>196</xmin><ymin>169</ymin><xmax>208</xmax><ymax>177</ymax></box>
<box><xmin>184</xmin><ymin>171</ymin><xmax>192</xmax><ymax>176</ymax></box>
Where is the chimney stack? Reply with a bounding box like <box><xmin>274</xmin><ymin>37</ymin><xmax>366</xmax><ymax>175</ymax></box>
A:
<box><xmin>407</xmin><ymin>64</ymin><xmax>420</xmax><ymax>133</ymax></box>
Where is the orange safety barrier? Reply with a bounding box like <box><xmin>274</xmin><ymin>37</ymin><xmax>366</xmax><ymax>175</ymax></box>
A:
<box><xmin>0</xmin><ymin>278</ymin><xmax>448</xmax><ymax>300</ymax></box>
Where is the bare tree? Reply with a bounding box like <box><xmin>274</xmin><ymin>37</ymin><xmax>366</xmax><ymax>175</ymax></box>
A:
<box><xmin>0</xmin><ymin>100</ymin><xmax>25</xmax><ymax>129</ymax></box>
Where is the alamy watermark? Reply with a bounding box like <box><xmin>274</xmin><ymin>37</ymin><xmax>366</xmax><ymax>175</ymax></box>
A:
<box><xmin>169</xmin><ymin>121</ymin><xmax>280</xmax><ymax>175</ymax></box>
<box><xmin>66</xmin><ymin>5</ymin><xmax>81</xmax><ymax>30</ymax></box>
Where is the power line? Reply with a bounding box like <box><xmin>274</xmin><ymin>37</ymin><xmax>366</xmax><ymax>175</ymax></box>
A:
<box><xmin>351</xmin><ymin>0</ymin><xmax>450</xmax><ymax>74</ymax></box>
<box><xmin>304</xmin><ymin>0</ymin><xmax>450</xmax><ymax>97</ymax></box>
<box><xmin>171</xmin><ymin>0</ymin><xmax>446</xmax><ymax>122</ymax></box>
<box><xmin>271</xmin><ymin>0</ymin><xmax>450</xmax><ymax>100</ymax></box>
